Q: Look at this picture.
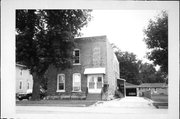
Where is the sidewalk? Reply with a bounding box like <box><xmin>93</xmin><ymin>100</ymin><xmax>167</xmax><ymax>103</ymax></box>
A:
<box><xmin>16</xmin><ymin>97</ymin><xmax>168</xmax><ymax>119</ymax></box>
<box><xmin>16</xmin><ymin>105</ymin><xmax>168</xmax><ymax>119</ymax></box>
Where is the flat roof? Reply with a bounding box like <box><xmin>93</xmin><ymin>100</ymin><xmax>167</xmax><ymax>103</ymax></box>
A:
<box><xmin>75</xmin><ymin>35</ymin><xmax>107</xmax><ymax>39</ymax></box>
<box><xmin>125</xmin><ymin>82</ymin><xmax>139</xmax><ymax>88</ymax></box>
<box><xmin>138</xmin><ymin>83</ymin><xmax>168</xmax><ymax>88</ymax></box>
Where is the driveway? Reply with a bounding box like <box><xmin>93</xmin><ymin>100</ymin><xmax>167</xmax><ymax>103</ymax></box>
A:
<box><xmin>91</xmin><ymin>96</ymin><xmax>155</xmax><ymax>108</ymax></box>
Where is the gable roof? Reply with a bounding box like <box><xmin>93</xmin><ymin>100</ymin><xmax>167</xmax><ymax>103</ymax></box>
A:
<box><xmin>139</xmin><ymin>83</ymin><xmax>168</xmax><ymax>88</ymax></box>
<box><xmin>124</xmin><ymin>82</ymin><xmax>168</xmax><ymax>88</ymax></box>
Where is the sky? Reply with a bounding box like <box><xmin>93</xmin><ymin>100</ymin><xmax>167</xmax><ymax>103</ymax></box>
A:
<box><xmin>81</xmin><ymin>10</ymin><xmax>161</xmax><ymax>63</ymax></box>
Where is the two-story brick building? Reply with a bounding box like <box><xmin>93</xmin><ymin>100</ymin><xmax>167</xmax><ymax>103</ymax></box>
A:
<box><xmin>46</xmin><ymin>35</ymin><xmax>119</xmax><ymax>100</ymax></box>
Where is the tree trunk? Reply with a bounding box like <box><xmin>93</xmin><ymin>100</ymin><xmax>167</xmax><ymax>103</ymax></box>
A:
<box><xmin>32</xmin><ymin>72</ymin><xmax>41</xmax><ymax>101</ymax></box>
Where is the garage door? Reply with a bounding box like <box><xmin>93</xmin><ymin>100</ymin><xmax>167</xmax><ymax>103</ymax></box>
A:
<box><xmin>126</xmin><ymin>88</ymin><xmax>137</xmax><ymax>96</ymax></box>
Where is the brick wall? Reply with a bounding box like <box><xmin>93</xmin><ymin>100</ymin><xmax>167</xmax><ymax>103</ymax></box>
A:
<box><xmin>46</xmin><ymin>36</ymin><xmax>107</xmax><ymax>98</ymax></box>
<box><xmin>106</xmin><ymin>39</ymin><xmax>119</xmax><ymax>97</ymax></box>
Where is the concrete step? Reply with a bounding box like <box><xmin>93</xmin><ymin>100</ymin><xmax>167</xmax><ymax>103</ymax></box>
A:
<box><xmin>86</xmin><ymin>93</ymin><xmax>101</xmax><ymax>100</ymax></box>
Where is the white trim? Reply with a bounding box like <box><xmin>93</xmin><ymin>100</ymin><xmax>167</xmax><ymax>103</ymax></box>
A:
<box><xmin>84</xmin><ymin>68</ymin><xmax>105</xmax><ymax>74</ymax></box>
<box><xmin>56</xmin><ymin>74</ymin><xmax>65</xmax><ymax>92</ymax></box>
<box><xmin>16</xmin><ymin>64</ymin><xmax>26</xmax><ymax>68</ymax></box>
<box><xmin>73</xmin><ymin>63</ymin><xmax>81</xmax><ymax>65</ymax></box>
<box><xmin>72</xmin><ymin>73</ymin><xmax>81</xmax><ymax>92</ymax></box>
<box><xmin>56</xmin><ymin>90</ymin><xmax>65</xmax><ymax>92</ymax></box>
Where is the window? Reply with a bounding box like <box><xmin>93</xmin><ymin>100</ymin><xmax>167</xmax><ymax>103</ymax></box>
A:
<box><xmin>20</xmin><ymin>69</ymin><xmax>22</xmax><ymax>75</ymax></box>
<box><xmin>27</xmin><ymin>82</ymin><xmax>29</xmax><ymax>89</ymax></box>
<box><xmin>57</xmin><ymin>74</ymin><xmax>65</xmax><ymax>92</ymax></box>
<box><xmin>73</xmin><ymin>73</ymin><xmax>81</xmax><ymax>92</ymax></box>
<box><xmin>19</xmin><ymin>81</ymin><xmax>22</xmax><ymax>90</ymax></box>
<box><xmin>93</xmin><ymin>47</ymin><xmax>100</xmax><ymax>66</ymax></box>
<box><xmin>97</xmin><ymin>77</ymin><xmax>102</xmax><ymax>89</ymax></box>
<box><xmin>73</xmin><ymin>49</ymin><xmax>80</xmax><ymax>64</ymax></box>
<box><xmin>89</xmin><ymin>76</ymin><xmax>95</xmax><ymax>89</ymax></box>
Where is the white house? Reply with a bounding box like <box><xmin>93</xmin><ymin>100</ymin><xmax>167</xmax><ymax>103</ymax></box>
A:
<box><xmin>16</xmin><ymin>64</ymin><xmax>33</xmax><ymax>94</ymax></box>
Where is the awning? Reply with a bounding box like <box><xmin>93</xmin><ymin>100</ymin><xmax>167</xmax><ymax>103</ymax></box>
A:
<box><xmin>117</xmin><ymin>78</ymin><xmax>126</xmax><ymax>81</ymax></box>
<box><xmin>84</xmin><ymin>68</ymin><xmax>105</xmax><ymax>74</ymax></box>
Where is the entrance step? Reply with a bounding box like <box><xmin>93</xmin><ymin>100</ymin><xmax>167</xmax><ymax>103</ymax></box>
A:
<box><xmin>86</xmin><ymin>93</ymin><xmax>102</xmax><ymax>100</ymax></box>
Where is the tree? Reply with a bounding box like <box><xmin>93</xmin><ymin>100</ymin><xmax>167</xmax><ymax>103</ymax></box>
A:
<box><xmin>112</xmin><ymin>44</ymin><xmax>166</xmax><ymax>84</ymax></box>
<box><xmin>139</xmin><ymin>63</ymin><xmax>156</xmax><ymax>83</ymax></box>
<box><xmin>143</xmin><ymin>11</ymin><xmax>168</xmax><ymax>74</ymax></box>
<box><xmin>113</xmin><ymin>45</ymin><xmax>140</xmax><ymax>84</ymax></box>
<box><xmin>16</xmin><ymin>10</ymin><xmax>92</xmax><ymax>100</ymax></box>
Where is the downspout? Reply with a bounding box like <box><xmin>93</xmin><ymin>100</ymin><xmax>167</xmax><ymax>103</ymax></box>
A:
<box><xmin>124</xmin><ymin>81</ymin><xmax>126</xmax><ymax>97</ymax></box>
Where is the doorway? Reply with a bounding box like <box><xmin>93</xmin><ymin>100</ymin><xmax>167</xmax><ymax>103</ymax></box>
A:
<box><xmin>87</xmin><ymin>75</ymin><xmax>103</xmax><ymax>93</ymax></box>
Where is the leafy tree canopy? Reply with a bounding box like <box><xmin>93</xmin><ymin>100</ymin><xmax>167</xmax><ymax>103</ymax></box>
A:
<box><xmin>112</xmin><ymin>44</ymin><xmax>140</xmax><ymax>84</ymax></box>
<box><xmin>138</xmin><ymin>63</ymin><xmax>165</xmax><ymax>83</ymax></box>
<box><xmin>112</xmin><ymin>44</ymin><xmax>166</xmax><ymax>85</ymax></box>
<box><xmin>143</xmin><ymin>11</ymin><xmax>168</xmax><ymax>74</ymax></box>
<box><xmin>16</xmin><ymin>10</ymin><xmax>92</xmax><ymax>100</ymax></box>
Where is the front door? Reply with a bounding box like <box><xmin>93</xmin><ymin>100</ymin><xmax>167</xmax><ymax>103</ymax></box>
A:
<box><xmin>87</xmin><ymin>75</ymin><xmax>103</xmax><ymax>93</ymax></box>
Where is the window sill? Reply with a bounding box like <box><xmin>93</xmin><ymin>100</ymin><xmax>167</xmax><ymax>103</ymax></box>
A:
<box><xmin>56</xmin><ymin>90</ymin><xmax>65</xmax><ymax>92</ymax></box>
<box><xmin>73</xmin><ymin>63</ymin><xmax>81</xmax><ymax>65</ymax></box>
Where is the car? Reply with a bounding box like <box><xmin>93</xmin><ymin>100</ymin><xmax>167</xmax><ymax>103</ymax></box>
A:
<box><xmin>16</xmin><ymin>88</ymin><xmax>47</xmax><ymax>101</ymax></box>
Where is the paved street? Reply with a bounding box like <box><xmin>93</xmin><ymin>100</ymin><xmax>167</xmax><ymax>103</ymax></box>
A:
<box><xmin>16</xmin><ymin>97</ymin><xmax>168</xmax><ymax>119</ymax></box>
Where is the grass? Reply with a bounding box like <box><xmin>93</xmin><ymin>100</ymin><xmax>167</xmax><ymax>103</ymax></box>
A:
<box><xmin>151</xmin><ymin>94</ymin><xmax>168</xmax><ymax>103</ymax></box>
<box><xmin>151</xmin><ymin>94</ymin><xmax>168</xmax><ymax>109</ymax></box>
<box><xmin>16</xmin><ymin>99</ymin><xmax>98</xmax><ymax>107</ymax></box>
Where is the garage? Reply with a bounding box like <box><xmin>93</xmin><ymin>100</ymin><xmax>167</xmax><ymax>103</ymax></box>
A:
<box><xmin>126</xmin><ymin>88</ymin><xmax>137</xmax><ymax>96</ymax></box>
<box><xmin>125</xmin><ymin>82</ymin><xmax>139</xmax><ymax>97</ymax></box>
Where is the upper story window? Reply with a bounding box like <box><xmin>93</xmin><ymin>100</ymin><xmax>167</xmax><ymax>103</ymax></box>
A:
<box><xmin>20</xmin><ymin>69</ymin><xmax>23</xmax><ymax>76</ymax></box>
<box><xmin>93</xmin><ymin>47</ymin><xmax>100</xmax><ymax>66</ymax></box>
<box><xmin>57</xmin><ymin>74</ymin><xmax>65</xmax><ymax>92</ymax></box>
<box><xmin>27</xmin><ymin>82</ymin><xmax>29</xmax><ymax>89</ymax></box>
<box><xmin>19</xmin><ymin>81</ymin><xmax>22</xmax><ymax>90</ymax></box>
<box><xmin>73</xmin><ymin>49</ymin><xmax>80</xmax><ymax>65</ymax></box>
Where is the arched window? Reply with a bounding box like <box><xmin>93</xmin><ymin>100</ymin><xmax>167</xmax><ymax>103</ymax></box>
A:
<box><xmin>19</xmin><ymin>81</ymin><xmax>23</xmax><ymax>90</ymax></box>
<box><xmin>27</xmin><ymin>82</ymin><xmax>29</xmax><ymax>89</ymax></box>
<box><xmin>73</xmin><ymin>73</ymin><xmax>81</xmax><ymax>92</ymax></box>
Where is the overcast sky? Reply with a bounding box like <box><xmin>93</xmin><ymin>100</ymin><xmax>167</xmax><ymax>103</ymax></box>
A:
<box><xmin>81</xmin><ymin>10</ymin><xmax>161</xmax><ymax>63</ymax></box>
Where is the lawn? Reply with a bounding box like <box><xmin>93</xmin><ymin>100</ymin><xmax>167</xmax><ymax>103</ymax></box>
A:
<box><xmin>151</xmin><ymin>94</ymin><xmax>168</xmax><ymax>102</ymax></box>
<box><xmin>16</xmin><ymin>99</ymin><xmax>97</xmax><ymax>107</ymax></box>
<box><xmin>151</xmin><ymin>94</ymin><xmax>168</xmax><ymax>109</ymax></box>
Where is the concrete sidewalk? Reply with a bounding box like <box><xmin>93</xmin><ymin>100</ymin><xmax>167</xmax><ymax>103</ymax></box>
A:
<box><xmin>16</xmin><ymin>97</ymin><xmax>168</xmax><ymax>119</ymax></box>
<box><xmin>16</xmin><ymin>106</ymin><xmax>168</xmax><ymax>119</ymax></box>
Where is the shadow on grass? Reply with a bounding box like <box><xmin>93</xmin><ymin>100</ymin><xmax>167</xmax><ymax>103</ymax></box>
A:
<box><xmin>16</xmin><ymin>99</ymin><xmax>98</xmax><ymax>107</ymax></box>
<box><xmin>151</xmin><ymin>94</ymin><xmax>168</xmax><ymax>109</ymax></box>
